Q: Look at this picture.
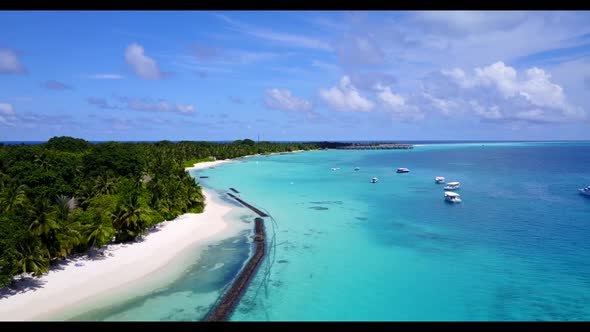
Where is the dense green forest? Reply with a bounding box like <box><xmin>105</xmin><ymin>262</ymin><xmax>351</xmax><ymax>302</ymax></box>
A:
<box><xmin>0</xmin><ymin>137</ymin><xmax>319</xmax><ymax>286</ymax></box>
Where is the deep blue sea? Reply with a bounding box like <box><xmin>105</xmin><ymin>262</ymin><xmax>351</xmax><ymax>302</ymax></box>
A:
<box><xmin>68</xmin><ymin>142</ymin><xmax>590</xmax><ymax>321</ymax></box>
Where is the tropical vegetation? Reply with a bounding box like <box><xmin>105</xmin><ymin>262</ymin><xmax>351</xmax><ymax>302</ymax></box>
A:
<box><xmin>0</xmin><ymin>137</ymin><xmax>320</xmax><ymax>286</ymax></box>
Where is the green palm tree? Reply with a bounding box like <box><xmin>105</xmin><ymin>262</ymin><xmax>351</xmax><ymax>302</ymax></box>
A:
<box><xmin>85</xmin><ymin>218</ymin><xmax>115</xmax><ymax>249</ymax></box>
<box><xmin>33</xmin><ymin>153</ymin><xmax>50</xmax><ymax>172</ymax></box>
<box><xmin>76</xmin><ymin>181</ymin><xmax>96</xmax><ymax>209</ymax></box>
<box><xmin>55</xmin><ymin>195</ymin><xmax>78</xmax><ymax>222</ymax></box>
<box><xmin>28</xmin><ymin>199</ymin><xmax>60</xmax><ymax>237</ymax></box>
<box><xmin>16</xmin><ymin>242</ymin><xmax>49</xmax><ymax>277</ymax></box>
<box><xmin>55</xmin><ymin>223</ymin><xmax>82</xmax><ymax>258</ymax></box>
<box><xmin>187</xmin><ymin>186</ymin><xmax>204</xmax><ymax>210</ymax></box>
<box><xmin>0</xmin><ymin>183</ymin><xmax>28</xmax><ymax>213</ymax></box>
<box><xmin>94</xmin><ymin>175</ymin><xmax>118</xmax><ymax>196</ymax></box>
<box><xmin>0</xmin><ymin>171</ymin><xmax>7</xmax><ymax>190</ymax></box>
<box><xmin>112</xmin><ymin>195</ymin><xmax>151</xmax><ymax>241</ymax></box>
<box><xmin>147</xmin><ymin>180</ymin><xmax>162</xmax><ymax>208</ymax></box>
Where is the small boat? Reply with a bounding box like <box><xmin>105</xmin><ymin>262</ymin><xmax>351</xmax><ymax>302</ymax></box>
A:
<box><xmin>371</xmin><ymin>177</ymin><xmax>378</xmax><ymax>183</ymax></box>
<box><xmin>444</xmin><ymin>182</ymin><xmax>460</xmax><ymax>190</ymax></box>
<box><xmin>444</xmin><ymin>191</ymin><xmax>462</xmax><ymax>203</ymax></box>
<box><xmin>435</xmin><ymin>176</ymin><xmax>445</xmax><ymax>184</ymax></box>
<box><xmin>75</xmin><ymin>262</ymin><xmax>85</xmax><ymax>267</ymax></box>
<box><xmin>331</xmin><ymin>167</ymin><xmax>340</xmax><ymax>171</ymax></box>
<box><xmin>396</xmin><ymin>168</ymin><xmax>410</xmax><ymax>173</ymax></box>
<box><xmin>354</xmin><ymin>167</ymin><xmax>360</xmax><ymax>171</ymax></box>
<box><xmin>579</xmin><ymin>186</ymin><xmax>590</xmax><ymax>196</ymax></box>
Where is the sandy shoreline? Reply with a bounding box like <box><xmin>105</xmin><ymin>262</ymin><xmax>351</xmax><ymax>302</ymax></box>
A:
<box><xmin>184</xmin><ymin>150</ymin><xmax>305</xmax><ymax>172</ymax></box>
<box><xmin>0</xmin><ymin>179</ymin><xmax>241</xmax><ymax>321</ymax></box>
<box><xmin>0</xmin><ymin>152</ymin><xmax>305</xmax><ymax>321</ymax></box>
<box><xmin>184</xmin><ymin>159</ymin><xmax>234</xmax><ymax>171</ymax></box>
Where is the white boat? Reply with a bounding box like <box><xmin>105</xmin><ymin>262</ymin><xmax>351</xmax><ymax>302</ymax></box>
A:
<box><xmin>444</xmin><ymin>191</ymin><xmax>462</xmax><ymax>203</ymax></box>
<box><xmin>371</xmin><ymin>177</ymin><xmax>378</xmax><ymax>183</ymax></box>
<box><xmin>331</xmin><ymin>167</ymin><xmax>340</xmax><ymax>171</ymax></box>
<box><xmin>435</xmin><ymin>176</ymin><xmax>445</xmax><ymax>184</ymax></box>
<box><xmin>579</xmin><ymin>186</ymin><xmax>590</xmax><ymax>196</ymax></box>
<box><xmin>444</xmin><ymin>182</ymin><xmax>460</xmax><ymax>190</ymax></box>
<box><xmin>396</xmin><ymin>168</ymin><xmax>410</xmax><ymax>173</ymax></box>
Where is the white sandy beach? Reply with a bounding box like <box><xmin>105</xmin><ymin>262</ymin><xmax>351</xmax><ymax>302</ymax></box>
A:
<box><xmin>0</xmin><ymin>160</ymin><xmax>242</xmax><ymax>321</ymax></box>
<box><xmin>184</xmin><ymin>151</ymin><xmax>304</xmax><ymax>171</ymax></box>
<box><xmin>184</xmin><ymin>159</ymin><xmax>234</xmax><ymax>171</ymax></box>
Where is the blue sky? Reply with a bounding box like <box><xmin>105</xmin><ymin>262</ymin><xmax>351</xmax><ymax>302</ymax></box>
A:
<box><xmin>1</xmin><ymin>10</ymin><xmax>590</xmax><ymax>141</ymax></box>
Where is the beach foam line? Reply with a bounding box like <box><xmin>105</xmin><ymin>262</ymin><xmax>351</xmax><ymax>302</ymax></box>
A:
<box><xmin>0</xmin><ymin>188</ymin><xmax>244</xmax><ymax>321</ymax></box>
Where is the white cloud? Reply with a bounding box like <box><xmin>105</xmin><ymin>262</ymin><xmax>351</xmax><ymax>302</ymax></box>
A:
<box><xmin>7</xmin><ymin>111</ymin><xmax>78</xmax><ymax>130</ymax></box>
<box><xmin>443</xmin><ymin>61</ymin><xmax>569</xmax><ymax>109</ymax></box>
<box><xmin>175</xmin><ymin>49</ymin><xmax>282</xmax><ymax>76</ymax></box>
<box><xmin>375</xmin><ymin>84</ymin><xmax>405</xmax><ymax>111</ymax></box>
<box><xmin>425</xmin><ymin>61</ymin><xmax>585</xmax><ymax>123</ymax></box>
<box><xmin>474</xmin><ymin>62</ymin><xmax>519</xmax><ymax>97</ymax></box>
<box><xmin>124</xmin><ymin>43</ymin><xmax>163</xmax><ymax>80</ymax></box>
<box><xmin>89</xmin><ymin>74</ymin><xmax>124</xmax><ymax>79</ymax></box>
<box><xmin>88</xmin><ymin>96</ymin><xmax>196</xmax><ymax>115</ymax></box>
<box><xmin>374</xmin><ymin>84</ymin><xmax>423</xmax><ymax>121</ymax></box>
<box><xmin>0</xmin><ymin>103</ymin><xmax>15</xmax><ymax>116</ymax></box>
<box><xmin>413</xmin><ymin>11</ymin><xmax>528</xmax><ymax>35</ymax></box>
<box><xmin>0</xmin><ymin>103</ymin><xmax>16</xmax><ymax>126</ymax></box>
<box><xmin>542</xmin><ymin>57</ymin><xmax>590</xmax><ymax>110</ymax></box>
<box><xmin>372</xmin><ymin>11</ymin><xmax>590</xmax><ymax>75</ymax></box>
<box><xmin>440</xmin><ymin>68</ymin><xmax>476</xmax><ymax>88</ymax></box>
<box><xmin>319</xmin><ymin>76</ymin><xmax>375</xmax><ymax>112</ymax></box>
<box><xmin>265</xmin><ymin>89</ymin><xmax>313</xmax><ymax>113</ymax></box>
<box><xmin>214</xmin><ymin>14</ymin><xmax>331</xmax><ymax>51</ymax></box>
<box><xmin>248</xmin><ymin>29</ymin><xmax>332</xmax><ymax>51</ymax></box>
<box><xmin>422</xmin><ymin>92</ymin><xmax>461</xmax><ymax>116</ymax></box>
<box><xmin>469</xmin><ymin>100</ymin><xmax>503</xmax><ymax>120</ymax></box>
<box><xmin>123</xmin><ymin>98</ymin><xmax>196</xmax><ymax>114</ymax></box>
<box><xmin>0</xmin><ymin>48</ymin><xmax>26</xmax><ymax>74</ymax></box>
<box><xmin>519</xmin><ymin>67</ymin><xmax>566</xmax><ymax>108</ymax></box>
<box><xmin>175</xmin><ymin>104</ymin><xmax>196</xmax><ymax>114</ymax></box>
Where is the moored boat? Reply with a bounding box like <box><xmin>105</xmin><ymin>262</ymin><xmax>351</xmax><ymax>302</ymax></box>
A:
<box><xmin>444</xmin><ymin>182</ymin><xmax>460</xmax><ymax>190</ymax></box>
<box><xmin>444</xmin><ymin>191</ymin><xmax>462</xmax><ymax>203</ymax></box>
<box><xmin>579</xmin><ymin>186</ymin><xmax>590</xmax><ymax>196</ymax></box>
<box><xmin>371</xmin><ymin>177</ymin><xmax>378</xmax><ymax>183</ymax></box>
<box><xmin>396</xmin><ymin>168</ymin><xmax>410</xmax><ymax>173</ymax></box>
<box><xmin>435</xmin><ymin>176</ymin><xmax>445</xmax><ymax>184</ymax></box>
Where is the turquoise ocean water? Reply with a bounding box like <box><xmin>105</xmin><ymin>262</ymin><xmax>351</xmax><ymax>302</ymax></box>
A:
<box><xmin>74</xmin><ymin>142</ymin><xmax>590</xmax><ymax>321</ymax></box>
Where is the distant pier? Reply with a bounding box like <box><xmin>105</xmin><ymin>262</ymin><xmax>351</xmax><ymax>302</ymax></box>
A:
<box><xmin>203</xmin><ymin>191</ymin><xmax>268</xmax><ymax>321</ymax></box>
<box><xmin>336</xmin><ymin>143</ymin><xmax>414</xmax><ymax>150</ymax></box>
<box><xmin>227</xmin><ymin>192</ymin><xmax>268</xmax><ymax>217</ymax></box>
